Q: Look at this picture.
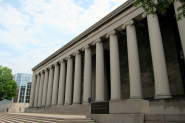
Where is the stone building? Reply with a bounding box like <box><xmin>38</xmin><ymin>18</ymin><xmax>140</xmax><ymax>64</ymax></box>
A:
<box><xmin>27</xmin><ymin>0</ymin><xmax>185</xmax><ymax>122</ymax></box>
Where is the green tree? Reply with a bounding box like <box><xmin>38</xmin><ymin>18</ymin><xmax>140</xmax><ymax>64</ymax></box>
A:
<box><xmin>133</xmin><ymin>0</ymin><xmax>185</xmax><ymax>21</ymax></box>
<box><xmin>0</xmin><ymin>65</ymin><xmax>18</xmax><ymax>101</ymax></box>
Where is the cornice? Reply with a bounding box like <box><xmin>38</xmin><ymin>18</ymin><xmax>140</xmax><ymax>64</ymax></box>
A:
<box><xmin>32</xmin><ymin>0</ymin><xmax>134</xmax><ymax>71</ymax></box>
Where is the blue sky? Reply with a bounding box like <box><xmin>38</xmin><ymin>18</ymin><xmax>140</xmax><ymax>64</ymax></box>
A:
<box><xmin>0</xmin><ymin>0</ymin><xmax>127</xmax><ymax>74</ymax></box>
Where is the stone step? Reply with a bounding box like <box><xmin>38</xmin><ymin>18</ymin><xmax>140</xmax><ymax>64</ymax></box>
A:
<box><xmin>1</xmin><ymin>116</ymin><xmax>95</xmax><ymax>122</ymax></box>
<box><xmin>0</xmin><ymin>113</ymin><xmax>97</xmax><ymax>123</ymax></box>
<box><xmin>0</xmin><ymin>114</ymin><xmax>93</xmax><ymax>120</ymax></box>
<box><xmin>39</xmin><ymin>105</ymin><xmax>90</xmax><ymax>115</ymax></box>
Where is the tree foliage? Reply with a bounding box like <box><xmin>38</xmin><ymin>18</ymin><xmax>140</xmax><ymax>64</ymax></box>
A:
<box><xmin>0</xmin><ymin>65</ymin><xmax>18</xmax><ymax>101</ymax></box>
<box><xmin>133</xmin><ymin>0</ymin><xmax>185</xmax><ymax>21</ymax></box>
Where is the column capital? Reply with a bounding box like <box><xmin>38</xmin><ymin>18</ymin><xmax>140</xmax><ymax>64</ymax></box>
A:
<box><xmin>65</xmin><ymin>55</ymin><xmax>72</xmax><ymax>60</ymax></box>
<box><xmin>82</xmin><ymin>45</ymin><xmax>90</xmax><ymax>51</ymax></box>
<box><xmin>37</xmin><ymin>73</ymin><xmax>41</xmax><ymax>76</ymax></box>
<box><xmin>54</xmin><ymin>62</ymin><xmax>59</xmax><ymax>67</ymax></box>
<box><xmin>59</xmin><ymin>59</ymin><xmax>65</xmax><ymax>64</ymax></box>
<box><xmin>93</xmin><ymin>38</ymin><xmax>102</xmax><ymax>45</ymax></box>
<box><xmin>41</xmin><ymin>70</ymin><xmax>44</xmax><ymax>74</ymax></box>
<box><xmin>48</xmin><ymin>65</ymin><xmax>53</xmax><ymax>69</ymax></box>
<box><xmin>106</xmin><ymin>30</ymin><xmax>116</xmax><ymax>38</ymax></box>
<box><xmin>44</xmin><ymin>68</ymin><xmax>48</xmax><ymax>72</ymax></box>
<box><xmin>122</xmin><ymin>20</ymin><xmax>134</xmax><ymax>30</ymax></box>
<box><xmin>142</xmin><ymin>12</ymin><xmax>147</xmax><ymax>18</ymax></box>
<box><xmin>142</xmin><ymin>10</ymin><xmax>156</xmax><ymax>18</ymax></box>
<box><xmin>73</xmin><ymin>50</ymin><xmax>80</xmax><ymax>56</ymax></box>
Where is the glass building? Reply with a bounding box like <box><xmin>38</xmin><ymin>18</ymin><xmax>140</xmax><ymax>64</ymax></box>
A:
<box><xmin>13</xmin><ymin>73</ymin><xmax>32</xmax><ymax>103</ymax></box>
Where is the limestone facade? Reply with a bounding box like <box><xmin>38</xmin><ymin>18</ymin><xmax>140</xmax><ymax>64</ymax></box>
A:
<box><xmin>29</xmin><ymin>0</ymin><xmax>185</xmax><ymax>108</ymax></box>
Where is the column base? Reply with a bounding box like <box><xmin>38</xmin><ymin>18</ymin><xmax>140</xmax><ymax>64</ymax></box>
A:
<box><xmin>72</xmin><ymin>102</ymin><xmax>81</xmax><ymax>105</ymax></box>
<box><xmin>95</xmin><ymin>100</ymin><xmax>105</xmax><ymax>102</ymax></box>
<box><xmin>130</xmin><ymin>96</ymin><xmax>143</xmax><ymax>99</ymax></box>
<box><xmin>64</xmin><ymin>103</ymin><xmax>72</xmax><ymax>105</ymax></box>
<box><xmin>57</xmin><ymin>104</ymin><xmax>64</xmax><ymax>106</ymax></box>
<box><xmin>82</xmin><ymin>102</ymin><xmax>89</xmax><ymax>105</ymax></box>
<box><xmin>110</xmin><ymin>98</ymin><xmax>122</xmax><ymax>101</ymax></box>
<box><xmin>154</xmin><ymin>93</ymin><xmax>172</xmax><ymax>99</ymax></box>
<box><xmin>37</xmin><ymin>105</ymin><xmax>43</xmax><ymax>107</ymax></box>
<box><xmin>45</xmin><ymin>105</ymin><xmax>51</xmax><ymax>108</ymax></box>
<box><xmin>51</xmin><ymin>104</ymin><xmax>57</xmax><ymax>106</ymax></box>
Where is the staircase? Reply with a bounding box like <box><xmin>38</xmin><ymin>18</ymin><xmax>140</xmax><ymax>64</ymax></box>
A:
<box><xmin>39</xmin><ymin>105</ymin><xmax>90</xmax><ymax>115</ymax></box>
<box><xmin>8</xmin><ymin>103</ymin><xmax>29</xmax><ymax>113</ymax></box>
<box><xmin>0</xmin><ymin>113</ymin><xmax>97</xmax><ymax>123</ymax></box>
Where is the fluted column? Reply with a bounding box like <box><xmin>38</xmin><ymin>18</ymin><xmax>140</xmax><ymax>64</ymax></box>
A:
<box><xmin>58</xmin><ymin>60</ymin><xmax>66</xmax><ymax>105</ymax></box>
<box><xmin>29</xmin><ymin>75</ymin><xmax>36</xmax><ymax>107</ymax></box>
<box><xmin>46</xmin><ymin>66</ymin><xmax>54</xmax><ymax>106</ymax></box>
<box><xmin>42</xmin><ymin>68</ymin><xmax>49</xmax><ymax>106</ymax></box>
<box><xmin>143</xmin><ymin>13</ymin><xmax>171</xmax><ymax>99</ymax></box>
<box><xmin>64</xmin><ymin>56</ymin><xmax>74</xmax><ymax>105</ymax></box>
<box><xmin>34</xmin><ymin>73</ymin><xmax>40</xmax><ymax>107</ymax></box>
<box><xmin>106</xmin><ymin>30</ymin><xmax>121</xmax><ymax>100</ymax></box>
<box><xmin>174</xmin><ymin>1</ymin><xmax>185</xmax><ymax>58</ymax></box>
<box><xmin>73</xmin><ymin>51</ymin><xmax>82</xmax><ymax>105</ymax></box>
<box><xmin>122</xmin><ymin>20</ymin><xmax>143</xmax><ymax>99</ymax></box>
<box><xmin>93</xmin><ymin>38</ymin><xmax>105</xmax><ymax>102</ymax></box>
<box><xmin>83</xmin><ymin>45</ymin><xmax>92</xmax><ymax>104</ymax></box>
<box><xmin>51</xmin><ymin>63</ymin><xmax>60</xmax><ymax>106</ymax></box>
<box><xmin>37</xmin><ymin>71</ymin><xmax>45</xmax><ymax>107</ymax></box>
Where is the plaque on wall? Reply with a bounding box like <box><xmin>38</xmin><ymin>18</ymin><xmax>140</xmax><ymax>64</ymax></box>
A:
<box><xmin>91</xmin><ymin>102</ymin><xmax>109</xmax><ymax>114</ymax></box>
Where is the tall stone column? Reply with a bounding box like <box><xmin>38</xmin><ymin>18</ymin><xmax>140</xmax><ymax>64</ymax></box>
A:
<box><xmin>106</xmin><ymin>30</ymin><xmax>121</xmax><ymax>101</ymax></box>
<box><xmin>64</xmin><ymin>56</ymin><xmax>74</xmax><ymax>105</ymax></box>
<box><xmin>58</xmin><ymin>60</ymin><xmax>66</xmax><ymax>105</ymax></box>
<box><xmin>122</xmin><ymin>20</ymin><xmax>143</xmax><ymax>99</ymax></box>
<box><xmin>51</xmin><ymin>63</ymin><xmax>60</xmax><ymax>106</ymax></box>
<box><xmin>73</xmin><ymin>51</ymin><xmax>82</xmax><ymax>105</ymax></box>
<box><xmin>174</xmin><ymin>1</ymin><xmax>185</xmax><ymax>58</ymax></box>
<box><xmin>46</xmin><ymin>66</ymin><xmax>54</xmax><ymax>106</ymax></box>
<box><xmin>42</xmin><ymin>68</ymin><xmax>49</xmax><ymax>106</ymax></box>
<box><xmin>143</xmin><ymin>13</ymin><xmax>172</xmax><ymax>99</ymax></box>
<box><xmin>37</xmin><ymin>71</ymin><xmax>45</xmax><ymax>107</ymax></box>
<box><xmin>93</xmin><ymin>38</ymin><xmax>105</xmax><ymax>102</ymax></box>
<box><xmin>83</xmin><ymin>45</ymin><xmax>92</xmax><ymax>104</ymax></box>
<box><xmin>34</xmin><ymin>73</ymin><xmax>40</xmax><ymax>107</ymax></box>
<box><xmin>29</xmin><ymin>75</ymin><xmax>36</xmax><ymax>107</ymax></box>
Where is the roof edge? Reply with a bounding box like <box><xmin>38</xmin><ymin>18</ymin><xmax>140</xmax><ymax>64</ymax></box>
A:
<box><xmin>32</xmin><ymin>0</ymin><xmax>134</xmax><ymax>71</ymax></box>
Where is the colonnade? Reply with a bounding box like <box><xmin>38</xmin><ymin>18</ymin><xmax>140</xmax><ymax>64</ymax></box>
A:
<box><xmin>29</xmin><ymin>12</ymin><xmax>177</xmax><ymax>107</ymax></box>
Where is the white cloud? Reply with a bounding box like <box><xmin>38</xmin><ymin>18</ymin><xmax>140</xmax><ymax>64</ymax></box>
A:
<box><xmin>0</xmin><ymin>0</ymin><xmax>127</xmax><ymax>74</ymax></box>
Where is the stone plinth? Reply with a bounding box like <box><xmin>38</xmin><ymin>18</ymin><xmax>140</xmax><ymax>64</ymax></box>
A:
<box><xmin>109</xmin><ymin>99</ymin><xmax>150</xmax><ymax>114</ymax></box>
<box><xmin>149</xmin><ymin>98</ymin><xmax>185</xmax><ymax>114</ymax></box>
<box><xmin>86</xmin><ymin>114</ymin><xmax>144</xmax><ymax>123</ymax></box>
<box><xmin>25</xmin><ymin>107</ymin><xmax>44</xmax><ymax>113</ymax></box>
